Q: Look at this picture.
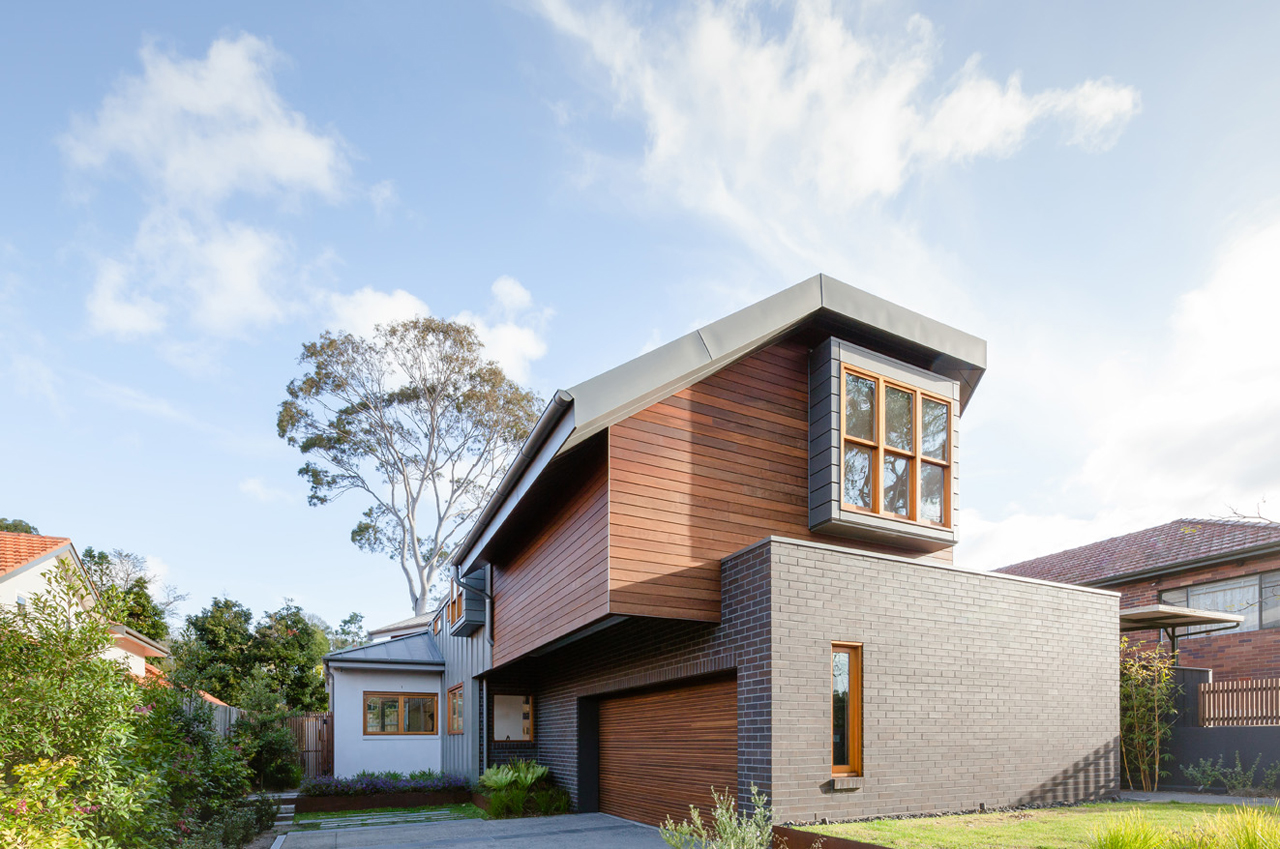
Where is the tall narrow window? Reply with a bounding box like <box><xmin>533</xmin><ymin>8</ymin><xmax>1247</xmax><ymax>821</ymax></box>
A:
<box><xmin>832</xmin><ymin>643</ymin><xmax>862</xmax><ymax>776</ymax></box>
<box><xmin>840</xmin><ymin>366</ymin><xmax>951</xmax><ymax>527</ymax></box>
<box><xmin>447</xmin><ymin>684</ymin><xmax>464</xmax><ymax>734</ymax></box>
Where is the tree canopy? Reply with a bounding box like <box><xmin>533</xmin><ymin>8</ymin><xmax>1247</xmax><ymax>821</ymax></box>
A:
<box><xmin>0</xmin><ymin>517</ymin><xmax>38</xmax><ymax>534</ymax></box>
<box><xmin>277</xmin><ymin>317</ymin><xmax>542</xmax><ymax>614</ymax></box>
<box><xmin>81</xmin><ymin>547</ymin><xmax>172</xmax><ymax>642</ymax></box>
<box><xmin>172</xmin><ymin>598</ymin><xmax>330</xmax><ymax>711</ymax></box>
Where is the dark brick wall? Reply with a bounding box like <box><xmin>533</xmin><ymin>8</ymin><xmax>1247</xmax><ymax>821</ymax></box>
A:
<box><xmin>765</xmin><ymin>537</ymin><xmax>1119</xmax><ymax>821</ymax></box>
<box><xmin>1113</xmin><ymin>552</ymin><xmax>1280</xmax><ymax>680</ymax></box>
<box><xmin>486</xmin><ymin>541</ymin><xmax>773</xmax><ymax>812</ymax></box>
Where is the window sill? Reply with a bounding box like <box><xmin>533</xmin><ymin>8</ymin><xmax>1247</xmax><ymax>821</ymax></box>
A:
<box><xmin>811</xmin><ymin>507</ymin><xmax>955</xmax><ymax>553</ymax></box>
<box><xmin>829</xmin><ymin>776</ymin><xmax>863</xmax><ymax>792</ymax></box>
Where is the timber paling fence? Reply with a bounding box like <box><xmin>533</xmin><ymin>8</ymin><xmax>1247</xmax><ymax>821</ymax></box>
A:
<box><xmin>288</xmin><ymin>712</ymin><xmax>334</xmax><ymax>778</ymax></box>
<box><xmin>1199</xmin><ymin>678</ymin><xmax>1280</xmax><ymax>726</ymax></box>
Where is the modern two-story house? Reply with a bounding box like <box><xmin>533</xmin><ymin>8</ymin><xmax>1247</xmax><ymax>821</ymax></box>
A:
<box><xmin>325</xmin><ymin>274</ymin><xmax>1120</xmax><ymax>825</ymax></box>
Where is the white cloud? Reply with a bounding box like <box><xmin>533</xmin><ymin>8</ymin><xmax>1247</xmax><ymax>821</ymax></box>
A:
<box><xmin>960</xmin><ymin>217</ymin><xmax>1280</xmax><ymax>569</ymax></box>
<box><xmin>239</xmin><ymin>476</ymin><xmax>294</xmax><ymax>504</ymax></box>
<box><xmin>536</xmin><ymin>0</ymin><xmax>1139</xmax><ymax>309</ymax></box>
<box><xmin>61</xmin><ymin>34</ymin><xmax>345</xmax><ymax>205</ymax></box>
<box><xmin>369</xmin><ymin>180</ymin><xmax>398</xmax><ymax>217</ymax></box>
<box><xmin>454</xmin><ymin>276</ymin><xmax>552</xmax><ymax>384</ymax></box>
<box><xmin>62</xmin><ymin>34</ymin><xmax>349</xmax><ymax>342</ymax></box>
<box><xmin>142</xmin><ymin>554</ymin><xmax>171</xmax><ymax>583</ymax></box>
<box><xmin>327</xmin><ymin>286</ymin><xmax>430</xmax><ymax>337</ymax></box>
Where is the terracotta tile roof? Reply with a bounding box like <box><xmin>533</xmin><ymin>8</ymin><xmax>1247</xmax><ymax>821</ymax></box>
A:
<box><xmin>997</xmin><ymin>519</ymin><xmax>1280</xmax><ymax>586</ymax></box>
<box><xmin>0</xmin><ymin>531</ymin><xmax>72</xmax><ymax>577</ymax></box>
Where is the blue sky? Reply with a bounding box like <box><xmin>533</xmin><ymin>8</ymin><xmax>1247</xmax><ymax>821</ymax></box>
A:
<box><xmin>4</xmin><ymin>1</ymin><xmax>1280</xmax><ymax>632</ymax></box>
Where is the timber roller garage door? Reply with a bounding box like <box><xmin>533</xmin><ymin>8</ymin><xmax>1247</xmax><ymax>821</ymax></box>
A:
<box><xmin>598</xmin><ymin>676</ymin><xmax>738</xmax><ymax>826</ymax></box>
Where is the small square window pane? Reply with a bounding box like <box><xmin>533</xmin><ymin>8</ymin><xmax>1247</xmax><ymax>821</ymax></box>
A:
<box><xmin>922</xmin><ymin>399</ymin><xmax>948</xmax><ymax>462</ymax></box>
<box><xmin>921</xmin><ymin>464</ymin><xmax>945</xmax><ymax>524</ymax></box>
<box><xmin>843</xmin><ymin>444</ymin><xmax>872</xmax><ymax>509</ymax></box>
<box><xmin>885</xmin><ymin>388</ymin><xmax>913</xmax><ymax>452</ymax></box>
<box><xmin>883</xmin><ymin>454</ymin><xmax>910</xmax><ymax>516</ymax></box>
<box><xmin>1160</xmin><ymin>588</ymin><xmax>1187</xmax><ymax>607</ymax></box>
<box><xmin>405</xmin><ymin>697</ymin><xmax>435</xmax><ymax>733</ymax></box>
<box><xmin>844</xmin><ymin>374</ymin><xmax>875</xmax><ymax>441</ymax></box>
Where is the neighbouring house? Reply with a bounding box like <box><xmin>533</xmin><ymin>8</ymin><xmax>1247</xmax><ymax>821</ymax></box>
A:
<box><xmin>327</xmin><ymin>274</ymin><xmax>1120</xmax><ymax>824</ymax></box>
<box><xmin>0</xmin><ymin>530</ymin><xmax>169</xmax><ymax>677</ymax></box>
<box><xmin>999</xmin><ymin>518</ymin><xmax>1280</xmax><ymax>681</ymax></box>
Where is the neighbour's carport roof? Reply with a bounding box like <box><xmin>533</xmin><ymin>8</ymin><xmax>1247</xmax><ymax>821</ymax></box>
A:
<box><xmin>323</xmin><ymin>630</ymin><xmax>444</xmax><ymax>667</ymax></box>
<box><xmin>1119</xmin><ymin>604</ymin><xmax>1245</xmax><ymax>633</ymax></box>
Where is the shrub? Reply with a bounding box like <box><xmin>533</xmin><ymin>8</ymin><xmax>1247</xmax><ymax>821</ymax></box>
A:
<box><xmin>249</xmin><ymin>792</ymin><xmax>281</xmax><ymax>833</ymax></box>
<box><xmin>660</xmin><ymin>785</ymin><xmax>775</xmax><ymax>849</ymax></box>
<box><xmin>1183</xmin><ymin>758</ymin><xmax>1224</xmax><ymax>791</ymax></box>
<box><xmin>1119</xmin><ymin>637</ymin><xmax>1178</xmax><ymax>792</ymax></box>
<box><xmin>488</xmin><ymin>786</ymin><xmax>529</xmax><ymax>819</ymax></box>
<box><xmin>181</xmin><ymin>808</ymin><xmax>259</xmax><ymax>849</ymax></box>
<box><xmin>231</xmin><ymin>669</ymin><xmax>302</xmax><ymax>791</ymax></box>
<box><xmin>0</xmin><ymin>758</ymin><xmax>96</xmax><ymax>849</ymax></box>
<box><xmin>1219</xmin><ymin>753</ymin><xmax>1263</xmax><ymax>796</ymax></box>
<box><xmin>531</xmin><ymin>786</ymin><xmax>572</xmax><ymax>816</ymax></box>
<box><xmin>300</xmin><ymin>772</ymin><xmax>470</xmax><ymax>796</ymax></box>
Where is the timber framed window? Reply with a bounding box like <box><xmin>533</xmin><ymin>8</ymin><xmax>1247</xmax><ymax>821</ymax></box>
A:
<box><xmin>446</xmin><ymin>582</ymin><xmax>464</xmax><ymax>626</ymax></box>
<box><xmin>831</xmin><ymin>642</ymin><xmax>862</xmax><ymax>776</ymax></box>
<box><xmin>447</xmin><ymin>684</ymin><xmax>464</xmax><ymax>735</ymax></box>
<box><xmin>1161</xmin><ymin>572</ymin><xmax>1280</xmax><ymax>637</ymax></box>
<box><xmin>840</xmin><ymin>365</ymin><xmax>951</xmax><ymax>527</ymax></box>
<box><xmin>363</xmin><ymin>692</ymin><xmax>438</xmax><ymax>736</ymax></box>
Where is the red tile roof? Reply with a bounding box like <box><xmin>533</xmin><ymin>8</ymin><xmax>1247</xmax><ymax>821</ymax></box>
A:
<box><xmin>0</xmin><ymin>531</ymin><xmax>72</xmax><ymax>577</ymax></box>
<box><xmin>997</xmin><ymin>519</ymin><xmax>1280</xmax><ymax>586</ymax></box>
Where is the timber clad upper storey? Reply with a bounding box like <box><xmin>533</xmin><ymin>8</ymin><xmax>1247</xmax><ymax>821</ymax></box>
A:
<box><xmin>457</xmin><ymin>274</ymin><xmax>987</xmax><ymax>668</ymax></box>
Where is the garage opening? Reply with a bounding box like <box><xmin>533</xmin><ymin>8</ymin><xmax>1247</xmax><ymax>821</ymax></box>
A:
<box><xmin>593</xmin><ymin>674</ymin><xmax>738</xmax><ymax>826</ymax></box>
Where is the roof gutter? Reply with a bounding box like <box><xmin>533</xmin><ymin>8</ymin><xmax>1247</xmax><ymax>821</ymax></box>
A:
<box><xmin>1085</xmin><ymin>540</ymin><xmax>1280</xmax><ymax>588</ymax></box>
<box><xmin>451</xmin><ymin>389</ymin><xmax>574</xmax><ymax>568</ymax></box>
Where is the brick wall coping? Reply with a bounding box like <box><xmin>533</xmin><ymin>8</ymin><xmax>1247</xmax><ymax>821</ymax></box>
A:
<box><xmin>726</xmin><ymin>536</ymin><xmax>1121</xmax><ymax>599</ymax></box>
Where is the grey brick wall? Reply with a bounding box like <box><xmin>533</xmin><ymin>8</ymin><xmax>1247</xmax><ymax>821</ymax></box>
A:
<box><xmin>758</xmin><ymin>536</ymin><xmax>1119</xmax><ymax>822</ymax></box>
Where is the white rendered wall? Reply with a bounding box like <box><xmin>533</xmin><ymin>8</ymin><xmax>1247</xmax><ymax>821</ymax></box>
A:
<box><xmin>0</xmin><ymin>559</ymin><xmax>63</xmax><ymax>609</ymax></box>
<box><xmin>331</xmin><ymin>666</ymin><xmax>444</xmax><ymax>777</ymax></box>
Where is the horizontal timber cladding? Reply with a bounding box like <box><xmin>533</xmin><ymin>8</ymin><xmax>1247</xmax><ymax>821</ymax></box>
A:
<box><xmin>491</xmin><ymin>440</ymin><xmax>610</xmax><ymax>668</ymax></box>
<box><xmin>598</xmin><ymin>676</ymin><xmax>738</xmax><ymax>826</ymax></box>
<box><xmin>607</xmin><ymin>338</ymin><xmax>950</xmax><ymax>623</ymax></box>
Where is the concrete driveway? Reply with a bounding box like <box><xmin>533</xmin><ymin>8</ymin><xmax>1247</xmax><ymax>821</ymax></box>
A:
<box><xmin>278</xmin><ymin>813</ymin><xmax>668</xmax><ymax>848</ymax></box>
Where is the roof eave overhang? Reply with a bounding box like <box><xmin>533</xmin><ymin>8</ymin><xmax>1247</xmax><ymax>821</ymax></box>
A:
<box><xmin>325</xmin><ymin>660</ymin><xmax>444</xmax><ymax>672</ymax></box>
<box><xmin>1085</xmin><ymin>539</ymin><xmax>1280</xmax><ymax>588</ymax></box>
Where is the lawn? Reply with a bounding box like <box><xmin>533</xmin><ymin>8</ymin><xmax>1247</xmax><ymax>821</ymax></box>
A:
<box><xmin>294</xmin><ymin>802</ymin><xmax>487</xmax><ymax>822</ymax></box>
<box><xmin>802</xmin><ymin>802</ymin><xmax>1262</xmax><ymax>849</ymax></box>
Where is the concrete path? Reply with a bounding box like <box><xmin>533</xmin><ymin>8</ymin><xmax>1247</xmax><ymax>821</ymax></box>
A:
<box><xmin>279</xmin><ymin>812</ymin><xmax>667</xmax><ymax>848</ymax></box>
<box><xmin>1119</xmin><ymin>790</ymin><xmax>1278</xmax><ymax>806</ymax></box>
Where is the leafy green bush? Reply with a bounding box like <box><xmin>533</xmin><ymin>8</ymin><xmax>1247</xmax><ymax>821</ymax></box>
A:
<box><xmin>0</xmin><ymin>758</ymin><xmax>96</xmax><ymax>849</ymax></box>
<box><xmin>0</xmin><ymin>560</ymin><xmax>168</xmax><ymax>848</ymax></box>
<box><xmin>660</xmin><ymin>784</ymin><xmax>775</xmax><ymax>849</ymax></box>
<box><xmin>249</xmin><ymin>792</ymin><xmax>281</xmax><ymax>832</ymax></box>
<box><xmin>531</xmin><ymin>786</ymin><xmax>572</xmax><ymax>816</ymax></box>
<box><xmin>232</xmin><ymin>669</ymin><xmax>302</xmax><ymax>790</ymax></box>
<box><xmin>133</xmin><ymin>679</ymin><xmax>252</xmax><ymax>833</ymax></box>
<box><xmin>180</xmin><ymin>808</ymin><xmax>259</xmax><ymax>849</ymax></box>
<box><xmin>1120</xmin><ymin>637</ymin><xmax>1178</xmax><ymax>791</ymax></box>
<box><xmin>1219</xmin><ymin>753</ymin><xmax>1263</xmax><ymax>796</ymax></box>
<box><xmin>488</xmin><ymin>786</ymin><xmax>529</xmax><ymax>819</ymax></box>
<box><xmin>1182</xmin><ymin>758</ymin><xmax>1223</xmax><ymax>791</ymax></box>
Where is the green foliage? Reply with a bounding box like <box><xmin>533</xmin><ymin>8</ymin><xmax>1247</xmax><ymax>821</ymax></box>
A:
<box><xmin>171</xmin><ymin>597</ymin><xmax>255</xmax><ymax>705</ymax></box>
<box><xmin>232</xmin><ymin>669</ymin><xmax>302</xmax><ymax>790</ymax></box>
<box><xmin>251</xmin><ymin>601</ymin><xmax>329</xmax><ymax>711</ymax></box>
<box><xmin>1183</xmin><ymin>758</ymin><xmax>1224</xmax><ymax>791</ymax></box>
<box><xmin>660</xmin><ymin>784</ymin><xmax>776</xmax><ymax>849</ymax></box>
<box><xmin>1263</xmin><ymin>761</ymin><xmax>1280</xmax><ymax>791</ymax></box>
<box><xmin>1091</xmin><ymin>810</ymin><xmax>1164</xmax><ymax>849</ymax></box>
<box><xmin>277</xmin><ymin>317</ymin><xmax>542</xmax><ymax>615</ymax></box>
<box><xmin>179</xmin><ymin>808</ymin><xmax>258</xmax><ymax>849</ymax></box>
<box><xmin>173</xmin><ymin>598</ymin><xmax>328</xmax><ymax>712</ymax></box>
<box><xmin>0</xmin><ymin>517</ymin><xmax>39</xmax><ymax>534</ymax></box>
<box><xmin>531</xmin><ymin>786</ymin><xmax>572</xmax><ymax>816</ymax></box>
<box><xmin>479</xmin><ymin>759</ymin><xmax>548</xmax><ymax>793</ymax></box>
<box><xmin>0</xmin><ymin>758</ymin><xmax>94</xmax><ymax>849</ymax></box>
<box><xmin>1093</xmin><ymin>806</ymin><xmax>1280</xmax><ymax>849</ymax></box>
<box><xmin>0</xmin><ymin>559</ymin><xmax>166</xmax><ymax>848</ymax></box>
<box><xmin>329</xmin><ymin>611</ymin><xmax>368</xmax><ymax>651</ymax></box>
<box><xmin>1219</xmin><ymin>753</ymin><xmax>1263</xmax><ymax>796</ymax></box>
<box><xmin>487</xmin><ymin>786</ymin><xmax>528</xmax><ymax>819</ymax></box>
<box><xmin>80</xmin><ymin>547</ymin><xmax>171</xmax><ymax>642</ymax></box>
<box><xmin>1120</xmin><ymin>637</ymin><xmax>1179</xmax><ymax>792</ymax></box>
<box><xmin>132</xmin><ymin>679</ymin><xmax>251</xmax><ymax>833</ymax></box>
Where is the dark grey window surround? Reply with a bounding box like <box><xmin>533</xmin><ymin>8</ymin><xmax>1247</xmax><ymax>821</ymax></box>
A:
<box><xmin>808</xmin><ymin>337</ymin><xmax>959</xmax><ymax>553</ymax></box>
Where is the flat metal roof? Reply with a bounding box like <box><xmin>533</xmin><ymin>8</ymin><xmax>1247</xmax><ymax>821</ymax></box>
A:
<box><xmin>1119</xmin><ymin>604</ymin><xmax>1245</xmax><ymax>633</ymax></box>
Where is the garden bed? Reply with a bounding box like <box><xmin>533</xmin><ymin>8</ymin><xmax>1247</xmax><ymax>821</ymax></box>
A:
<box><xmin>296</xmin><ymin>790</ymin><xmax>474</xmax><ymax>814</ymax></box>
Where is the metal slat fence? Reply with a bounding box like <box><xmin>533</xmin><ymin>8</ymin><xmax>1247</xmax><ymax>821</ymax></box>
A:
<box><xmin>1199</xmin><ymin>678</ymin><xmax>1280</xmax><ymax>726</ymax></box>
